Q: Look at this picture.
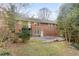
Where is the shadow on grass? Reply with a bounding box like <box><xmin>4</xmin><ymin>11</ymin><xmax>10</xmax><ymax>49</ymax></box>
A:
<box><xmin>71</xmin><ymin>43</ymin><xmax>79</xmax><ymax>50</ymax></box>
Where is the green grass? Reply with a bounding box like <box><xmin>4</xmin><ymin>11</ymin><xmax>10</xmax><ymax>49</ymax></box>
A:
<box><xmin>0</xmin><ymin>40</ymin><xmax>79</xmax><ymax>56</ymax></box>
<box><xmin>0</xmin><ymin>48</ymin><xmax>11</xmax><ymax>56</ymax></box>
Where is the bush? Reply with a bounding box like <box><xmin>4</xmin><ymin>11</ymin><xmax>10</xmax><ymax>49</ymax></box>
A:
<box><xmin>18</xmin><ymin>26</ymin><xmax>30</xmax><ymax>43</ymax></box>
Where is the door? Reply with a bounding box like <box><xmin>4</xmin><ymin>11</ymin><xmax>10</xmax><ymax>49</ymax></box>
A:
<box><xmin>41</xmin><ymin>31</ymin><xmax>43</xmax><ymax>37</ymax></box>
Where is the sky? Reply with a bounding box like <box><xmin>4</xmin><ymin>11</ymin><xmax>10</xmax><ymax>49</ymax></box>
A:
<box><xmin>27</xmin><ymin>3</ymin><xmax>62</xmax><ymax>21</ymax></box>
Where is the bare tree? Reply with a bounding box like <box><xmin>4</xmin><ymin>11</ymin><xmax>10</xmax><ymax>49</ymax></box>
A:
<box><xmin>38</xmin><ymin>8</ymin><xmax>51</xmax><ymax>20</ymax></box>
<box><xmin>0</xmin><ymin>3</ymin><xmax>29</xmax><ymax>43</ymax></box>
<box><xmin>0</xmin><ymin>3</ymin><xmax>29</xmax><ymax>31</ymax></box>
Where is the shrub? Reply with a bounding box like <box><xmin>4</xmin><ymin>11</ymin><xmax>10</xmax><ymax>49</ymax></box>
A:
<box><xmin>0</xmin><ymin>27</ymin><xmax>9</xmax><ymax>42</ymax></box>
<box><xmin>18</xmin><ymin>26</ymin><xmax>30</xmax><ymax>43</ymax></box>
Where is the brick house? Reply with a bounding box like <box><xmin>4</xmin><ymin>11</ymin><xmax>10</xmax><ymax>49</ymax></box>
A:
<box><xmin>15</xmin><ymin>18</ymin><xmax>58</xmax><ymax>37</ymax></box>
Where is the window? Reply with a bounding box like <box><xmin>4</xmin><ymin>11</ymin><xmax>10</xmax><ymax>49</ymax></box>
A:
<box><xmin>34</xmin><ymin>28</ymin><xmax>40</xmax><ymax>35</ymax></box>
<box><xmin>37</xmin><ymin>23</ymin><xmax>40</xmax><ymax>26</ymax></box>
<box><xmin>49</xmin><ymin>24</ymin><xmax>53</xmax><ymax>28</ymax></box>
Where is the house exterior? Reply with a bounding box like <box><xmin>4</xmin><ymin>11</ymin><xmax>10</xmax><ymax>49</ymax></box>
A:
<box><xmin>15</xmin><ymin>18</ymin><xmax>58</xmax><ymax>37</ymax></box>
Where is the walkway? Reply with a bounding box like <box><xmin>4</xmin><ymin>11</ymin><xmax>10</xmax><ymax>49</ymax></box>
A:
<box><xmin>30</xmin><ymin>36</ymin><xmax>65</xmax><ymax>42</ymax></box>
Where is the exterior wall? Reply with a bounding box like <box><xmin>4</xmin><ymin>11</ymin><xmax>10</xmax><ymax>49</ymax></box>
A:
<box><xmin>31</xmin><ymin>22</ymin><xmax>40</xmax><ymax>36</ymax></box>
<box><xmin>15</xmin><ymin>21</ymin><xmax>58</xmax><ymax>36</ymax></box>
<box><xmin>31</xmin><ymin>22</ymin><xmax>58</xmax><ymax>36</ymax></box>
<box><xmin>15</xmin><ymin>21</ymin><xmax>22</xmax><ymax>33</ymax></box>
<box><xmin>40</xmin><ymin>23</ymin><xmax>58</xmax><ymax>36</ymax></box>
<box><xmin>15</xmin><ymin>20</ymin><xmax>28</xmax><ymax>33</ymax></box>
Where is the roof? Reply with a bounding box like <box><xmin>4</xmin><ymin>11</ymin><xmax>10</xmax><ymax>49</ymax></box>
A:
<box><xmin>16</xmin><ymin>17</ymin><xmax>56</xmax><ymax>24</ymax></box>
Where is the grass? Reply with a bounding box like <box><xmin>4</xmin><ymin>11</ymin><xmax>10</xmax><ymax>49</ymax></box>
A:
<box><xmin>0</xmin><ymin>39</ymin><xmax>79</xmax><ymax>56</ymax></box>
<box><xmin>0</xmin><ymin>48</ymin><xmax>11</xmax><ymax>56</ymax></box>
<box><xmin>0</xmin><ymin>52</ymin><xmax>10</xmax><ymax>56</ymax></box>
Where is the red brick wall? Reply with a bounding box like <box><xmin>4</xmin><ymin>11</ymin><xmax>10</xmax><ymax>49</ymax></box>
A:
<box><xmin>15</xmin><ymin>21</ymin><xmax>58</xmax><ymax>36</ymax></box>
<box><xmin>31</xmin><ymin>22</ymin><xmax>58</xmax><ymax>36</ymax></box>
<box><xmin>15</xmin><ymin>21</ymin><xmax>22</xmax><ymax>33</ymax></box>
<box><xmin>40</xmin><ymin>23</ymin><xmax>58</xmax><ymax>36</ymax></box>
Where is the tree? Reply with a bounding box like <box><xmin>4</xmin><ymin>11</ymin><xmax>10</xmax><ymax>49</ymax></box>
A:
<box><xmin>0</xmin><ymin>3</ymin><xmax>29</xmax><ymax>43</ymax></box>
<box><xmin>0</xmin><ymin>3</ymin><xmax>29</xmax><ymax>32</ymax></box>
<box><xmin>38</xmin><ymin>8</ymin><xmax>51</xmax><ymax>20</ymax></box>
<box><xmin>57</xmin><ymin>3</ymin><xmax>79</xmax><ymax>43</ymax></box>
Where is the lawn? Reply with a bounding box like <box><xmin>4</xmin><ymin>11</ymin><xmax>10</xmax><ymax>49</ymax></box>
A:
<box><xmin>0</xmin><ymin>40</ymin><xmax>79</xmax><ymax>56</ymax></box>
